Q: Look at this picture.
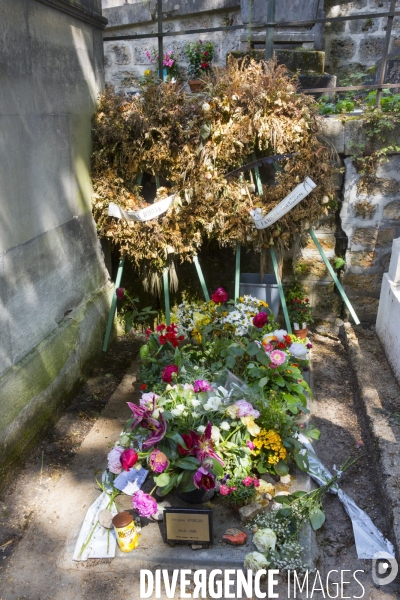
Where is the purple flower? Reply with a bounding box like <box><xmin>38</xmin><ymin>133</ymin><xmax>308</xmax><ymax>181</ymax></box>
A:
<box><xmin>246</xmin><ymin>440</ymin><xmax>255</xmax><ymax>450</ymax></box>
<box><xmin>127</xmin><ymin>399</ymin><xmax>167</xmax><ymax>450</ymax></box>
<box><xmin>142</xmin><ymin>413</ymin><xmax>167</xmax><ymax>450</ymax></box>
<box><xmin>149</xmin><ymin>449</ymin><xmax>169</xmax><ymax>473</ymax></box>
<box><xmin>227</xmin><ymin>400</ymin><xmax>260</xmax><ymax>419</ymax></box>
<box><xmin>116</xmin><ymin>287</ymin><xmax>125</xmax><ymax>300</ymax></box>
<box><xmin>107</xmin><ymin>446</ymin><xmax>124</xmax><ymax>474</ymax></box>
<box><xmin>132</xmin><ymin>490</ymin><xmax>158</xmax><ymax>518</ymax></box>
<box><xmin>193</xmin><ymin>380</ymin><xmax>212</xmax><ymax>393</ymax></box>
<box><xmin>306</xmin><ymin>343</ymin><xmax>313</xmax><ymax>349</ymax></box>
<box><xmin>193</xmin><ymin>466</ymin><xmax>215</xmax><ymax>490</ymax></box>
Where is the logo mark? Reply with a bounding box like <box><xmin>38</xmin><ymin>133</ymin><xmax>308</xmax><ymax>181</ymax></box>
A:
<box><xmin>372</xmin><ymin>552</ymin><xmax>398</xmax><ymax>586</ymax></box>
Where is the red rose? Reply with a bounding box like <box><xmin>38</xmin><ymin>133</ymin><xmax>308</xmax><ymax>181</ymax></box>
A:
<box><xmin>253</xmin><ymin>312</ymin><xmax>268</xmax><ymax>328</ymax></box>
<box><xmin>120</xmin><ymin>448</ymin><xmax>138</xmax><ymax>471</ymax></box>
<box><xmin>141</xmin><ymin>384</ymin><xmax>147</xmax><ymax>390</ymax></box>
<box><xmin>211</xmin><ymin>287</ymin><xmax>228</xmax><ymax>303</ymax></box>
<box><xmin>116</xmin><ymin>287</ymin><xmax>125</xmax><ymax>300</ymax></box>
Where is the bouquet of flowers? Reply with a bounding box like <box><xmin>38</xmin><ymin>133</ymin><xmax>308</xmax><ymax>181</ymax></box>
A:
<box><xmin>185</xmin><ymin>39</ymin><xmax>215</xmax><ymax>80</ymax></box>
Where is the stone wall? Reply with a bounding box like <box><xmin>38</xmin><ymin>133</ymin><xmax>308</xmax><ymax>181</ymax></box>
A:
<box><xmin>324</xmin><ymin>0</ymin><xmax>400</xmax><ymax>80</ymax></box>
<box><xmin>0</xmin><ymin>0</ymin><xmax>111</xmax><ymax>480</ymax></box>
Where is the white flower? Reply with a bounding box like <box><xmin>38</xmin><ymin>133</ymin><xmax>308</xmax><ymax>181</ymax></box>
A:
<box><xmin>273</xmin><ymin>329</ymin><xmax>288</xmax><ymax>341</ymax></box>
<box><xmin>220</xmin><ymin>421</ymin><xmax>230</xmax><ymax>431</ymax></box>
<box><xmin>197</xmin><ymin>425</ymin><xmax>206</xmax><ymax>434</ymax></box>
<box><xmin>107</xmin><ymin>446</ymin><xmax>124</xmax><ymax>475</ymax></box>
<box><xmin>289</xmin><ymin>342</ymin><xmax>308</xmax><ymax>360</ymax></box>
<box><xmin>252</xmin><ymin>528</ymin><xmax>277</xmax><ymax>553</ymax></box>
<box><xmin>211</xmin><ymin>426</ymin><xmax>220</xmax><ymax>444</ymax></box>
<box><xmin>243</xmin><ymin>551</ymin><xmax>270</xmax><ymax>572</ymax></box>
<box><xmin>204</xmin><ymin>396</ymin><xmax>222</xmax><ymax>411</ymax></box>
<box><xmin>191</xmin><ymin>399</ymin><xmax>201</xmax><ymax>407</ymax></box>
<box><xmin>181</xmin><ymin>366</ymin><xmax>187</xmax><ymax>373</ymax></box>
<box><xmin>192</xmin><ymin>411</ymin><xmax>200</xmax><ymax>418</ymax></box>
<box><xmin>202</xmin><ymin>102</ymin><xmax>211</xmax><ymax>112</ymax></box>
<box><xmin>171</xmin><ymin>404</ymin><xmax>186</xmax><ymax>417</ymax></box>
<box><xmin>193</xmin><ymin>365</ymin><xmax>199</xmax><ymax>371</ymax></box>
<box><xmin>225</xmin><ymin>404</ymin><xmax>238</xmax><ymax>419</ymax></box>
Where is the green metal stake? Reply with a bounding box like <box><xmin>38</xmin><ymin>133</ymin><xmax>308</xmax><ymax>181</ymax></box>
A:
<box><xmin>308</xmin><ymin>229</ymin><xmax>360</xmax><ymax>325</ymax></box>
<box><xmin>252</xmin><ymin>153</ymin><xmax>263</xmax><ymax>196</ymax></box>
<box><xmin>270</xmin><ymin>248</ymin><xmax>292</xmax><ymax>334</ymax></box>
<box><xmin>163</xmin><ymin>267</ymin><xmax>170</xmax><ymax>325</ymax></box>
<box><xmin>193</xmin><ymin>255</ymin><xmax>210</xmax><ymax>301</ymax></box>
<box><xmin>234</xmin><ymin>242</ymin><xmax>241</xmax><ymax>300</ymax></box>
<box><xmin>102</xmin><ymin>256</ymin><xmax>125</xmax><ymax>352</ymax></box>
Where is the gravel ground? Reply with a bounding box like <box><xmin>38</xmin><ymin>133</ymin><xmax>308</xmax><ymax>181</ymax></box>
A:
<box><xmin>0</xmin><ymin>329</ymin><xmax>399</xmax><ymax>599</ymax></box>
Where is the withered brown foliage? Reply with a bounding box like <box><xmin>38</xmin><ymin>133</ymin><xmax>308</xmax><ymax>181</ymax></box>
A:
<box><xmin>91</xmin><ymin>58</ymin><xmax>335</xmax><ymax>272</ymax></box>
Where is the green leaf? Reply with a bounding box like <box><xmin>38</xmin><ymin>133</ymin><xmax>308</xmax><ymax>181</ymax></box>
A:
<box><xmin>153</xmin><ymin>472</ymin><xmax>170</xmax><ymax>487</ymax></box>
<box><xmin>174</xmin><ymin>347</ymin><xmax>182</xmax><ymax>368</ymax></box>
<box><xmin>303</xmin><ymin>428</ymin><xmax>320</xmax><ymax>440</ymax></box>
<box><xmin>246</xmin><ymin>342</ymin><xmax>260</xmax><ymax>356</ymax></box>
<box><xmin>225</xmin><ymin>355</ymin><xmax>236</xmax><ymax>369</ymax></box>
<box><xmin>256</xmin><ymin>460</ymin><xmax>268</xmax><ymax>474</ymax></box>
<box><xmin>273</xmin><ymin>495</ymin><xmax>290</xmax><ymax>505</ymax></box>
<box><xmin>274</xmin><ymin>460</ymin><xmax>289</xmax><ymax>476</ymax></box>
<box><xmin>258</xmin><ymin>376</ymin><xmax>269</xmax><ymax>388</ymax></box>
<box><xmin>209</xmin><ymin>457</ymin><xmax>224</xmax><ymax>478</ymax></box>
<box><xmin>179</xmin><ymin>469</ymin><xmax>196</xmax><ymax>492</ymax></box>
<box><xmin>158</xmin><ymin>438</ymin><xmax>179</xmax><ymax>461</ymax></box>
<box><xmin>174</xmin><ymin>457</ymin><xmax>200</xmax><ymax>470</ymax></box>
<box><xmin>274</xmin><ymin>376</ymin><xmax>286</xmax><ymax>387</ymax></box>
<box><xmin>159</xmin><ymin>473</ymin><xmax>178</xmax><ymax>496</ymax></box>
<box><xmin>294</xmin><ymin>452</ymin><xmax>309</xmax><ymax>472</ymax></box>
<box><xmin>256</xmin><ymin>349</ymin><xmax>269</xmax><ymax>367</ymax></box>
<box><xmin>310</xmin><ymin>508</ymin><xmax>326</xmax><ymax>530</ymax></box>
<box><xmin>139</xmin><ymin>345</ymin><xmax>150</xmax><ymax>360</ymax></box>
<box><xmin>166</xmin><ymin>431</ymin><xmax>186</xmax><ymax>448</ymax></box>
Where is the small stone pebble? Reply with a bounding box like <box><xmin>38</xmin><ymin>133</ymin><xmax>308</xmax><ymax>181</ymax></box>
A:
<box><xmin>222</xmin><ymin>528</ymin><xmax>248</xmax><ymax>546</ymax></box>
<box><xmin>238</xmin><ymin>502</ymin><xmax>263</xmax><ymax>523</ymax></box>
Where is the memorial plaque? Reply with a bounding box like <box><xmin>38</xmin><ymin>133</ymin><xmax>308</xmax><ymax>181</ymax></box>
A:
<box><xmin>164</xmin><ymin>508</ymin><xmax>213</xmax><ymax>547</ymax></box>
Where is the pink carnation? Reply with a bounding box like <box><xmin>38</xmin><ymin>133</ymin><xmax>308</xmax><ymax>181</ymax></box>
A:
<box><xmin>253</xmin><ymin>478</ymin><xmax>260</xmax><ymax>487</ymax></box>
<box><xmin>161</xmin><ymin>364</ymin><xmax>178</xmax><ymax>383</ymax></box>
<box><xmin>264</xmin><ymin>342</ymin><xmax>274</xmax><ymax>352</ymax></box>
<box><xmin>107</xmin><ymin>446</ymin><xmax>124</xmax><ymax>474</ymax></box>
<box><xmin>132</xmin><ymin>490</ymin><xmax>158</xmax><ymax>518</ymax></box>
<box><xmin>193</xmin><ymin>380</ymin><xmax>212</xmax><ymax>393</ymax></box>
<box><xmin>211</xmin><ymin>287</ymin><xmax>228</xmax><ymax>303</ymax></box>
<box><xmin>242</xmin><ymin>476</ymin><xmax>253</xmax><ymax>487</ymax></box>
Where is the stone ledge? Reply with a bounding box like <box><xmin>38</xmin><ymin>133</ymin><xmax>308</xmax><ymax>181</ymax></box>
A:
<box><xmin>0</xmin><ymin>282</ymin><xmax>114</xmax><ymax>485</ymax></box>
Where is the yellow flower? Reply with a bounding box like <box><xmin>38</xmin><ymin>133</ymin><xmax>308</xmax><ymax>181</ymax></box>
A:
<box><xmin>241</xmin><ymin>416</ymin><xmax>261</xmax><ymax>436</ymax></box>
<box><xmin>144</xmin><ymin>69</ymin><xmax>151</xmax><ymax>76</ymax></box>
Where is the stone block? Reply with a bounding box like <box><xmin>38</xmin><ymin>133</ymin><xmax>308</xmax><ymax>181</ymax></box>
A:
<box><xmin>352</xmin><ymin>227</ymin><xmax>395</xmax><ymax>248</ymax></box>
<box><xmin>342</xmin><ymin>273</ymin><xmax>383</xmax><ymax>292</ymax></box>
<box><xmin>349</xmin><ymin>17</ymin><xmax>379</xmax><ymax>34</ymax></box>
<box><xmin>357</xmin><ymin>178</ymin><xmax>400</xmax><ymax>198</ymax></box>
<box><xmin>329</xmin><ymin>38</ymin><xmax>356</xmax><ymax>62</ymax></box>
<box><xmin>349</xmin><ymin>251</ymin><xmax>376</xmax><ymax>268</ymax></box>
<box><xmin>344</xmin><ymin>119</ymin><xmax>400</xmax><ymax>156</ymax></box>
<box><xmin>275</xmin><ymin>50</ymin><xmax>325</xmax><ymax>74</ymax></box>
<box><xmin>241</xmin><ymin>0</ymin><xmax>322</xmax><ymax>25</ymax></box>
<box><xmin>359</xmin><ymin>36</ymin><xmax>386</xmax><ymax>62</ymax></box>
<box><xmin>354</xmin><ymin>200</ymin><xmax>377</xmax><ymax>220</ymax></box>
<box><xmin>316</xmin><ymin>117</ymin><xmax>345</xmax><ymax>154</ymax></box>
<box><xmin>388</xmin><ymin>238</ymin><xmax>400</xmax><ymax>283</ymax></box>
<box><xmin>238</xmin><ymin>502</ymin><xmax>263</xmax><ymax>523</ymax></box>
<box><xmin>112</xmin><ymin>44</ymin><xmax>131</xmax><ymax>65</ymax></box>
<box><xmin>384</xmin><ymin>201</ymin><xmax>400</xmax><ymax>221</ymax></box>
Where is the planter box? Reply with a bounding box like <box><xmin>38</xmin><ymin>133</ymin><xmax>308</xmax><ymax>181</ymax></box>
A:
<box><xmin>240</xmin><ymin>0</ymin><xmax>321</xmax><ymax>25</ymax></box>
<box><xmin>239</xmin><ymin>273</ymin><xmax>280</xmax><ymax>318</ymax></box>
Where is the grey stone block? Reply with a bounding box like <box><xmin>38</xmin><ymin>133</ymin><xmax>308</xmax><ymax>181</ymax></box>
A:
<box><xmin>241</xmin><ymin>0</ymin><xmax>322</xmax><ymax>25</ymax></box>
<box><xmin>359</xmin><ymin>36</ymin><xmax>386</xmax><ymax>62</ymax></box>
<box><xmin>317</xmin><ymin>117</ymin><xmax>345</xmax><ymax>154</ymax></box>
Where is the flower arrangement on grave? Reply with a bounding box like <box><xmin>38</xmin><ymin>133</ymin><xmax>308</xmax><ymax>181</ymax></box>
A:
<box><xmin>286</xmin><ymin>281</ymin><xmax>314</xmax><ymax>331</ymax></box>
<box><xmin>185</xmin><ymin>40</ymin><xmax>215</xmax><ymax>80</ymax></box>
<box><xmin>91</xmin><ymin>58</ymin><xmax>336</xmax><ymax>279</ymax></box>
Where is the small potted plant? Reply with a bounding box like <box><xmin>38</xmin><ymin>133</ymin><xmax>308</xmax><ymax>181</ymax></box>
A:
<box><xmin>185</xmin><ymin>39</ymin><xmax>215</xmax><ymax>92</ymax></box>
<box><xmin>219</xmin><ymin>476</ymin><xmax>259</xmax><ymax>512</ymax></box>
<box><xmin>145</xmin><ymin>48</ymin><xmax>179</xmax><ymax>82</ymax></box>
<box><xmin>286</xmin><ymin>282</ymin><xmax>314</xmax><ymax>339</ymax></box>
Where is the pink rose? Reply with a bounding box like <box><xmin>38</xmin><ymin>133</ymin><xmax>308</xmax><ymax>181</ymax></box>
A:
<box><xmin>219</xmin><ymin>484</ymin><xmax>231</xmax><ymax>496</ymax></box>
<box><xmin>253</xmin><ymin>312</ymin><xmax>268</xmax><ymax>328</ymax></box>
<box><xmin>120</xmin><ymin>448</ymin><xmax>138</xmax><ymax>471</ymax></box>
<box><xmin>132</xmin><ymin>490</ymin><xmax>158</xmax><ymax>518</ymax></box>
<box><xmin>211</xmin><ymin>287</ymin><xmax>228</xmax><ymax>303</ymax></box>
<box><xmin>161</xmin><ymin>364</ymin><xmax>178</xmax><ymax>383</ymax></box>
